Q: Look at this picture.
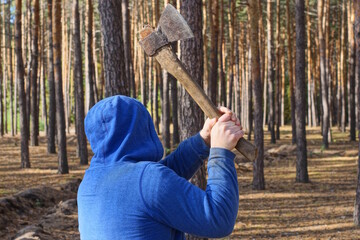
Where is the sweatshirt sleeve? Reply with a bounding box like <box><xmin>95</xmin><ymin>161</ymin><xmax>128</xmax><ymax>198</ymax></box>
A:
<box><xmin>140</xmin><ymin>148</ymin><xmax>239</xmax><ymax>238</ymax></box>
<box><xmin>158</xmin><ymin>133</ymin><xmax>210</xmax><ymax>180</ymax></box>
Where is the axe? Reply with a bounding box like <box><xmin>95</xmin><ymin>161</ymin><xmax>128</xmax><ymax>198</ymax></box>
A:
<box><xmin>139</xmin><ymin>4</ymin><xmax>257</xmax><ymax>161</ymax></box>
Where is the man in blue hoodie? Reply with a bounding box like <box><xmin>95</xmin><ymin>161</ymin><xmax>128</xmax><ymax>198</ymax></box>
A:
<box><xmin>78</xmin><ymin>95</ymin><xmax>244</xmax><ymax>239</ymax></box>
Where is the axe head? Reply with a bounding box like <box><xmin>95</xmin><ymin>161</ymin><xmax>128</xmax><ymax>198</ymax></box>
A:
<box><xmin>139</xmin><ymin>4</ymin><xmax>194</xmax><ymax>56</ymax></box>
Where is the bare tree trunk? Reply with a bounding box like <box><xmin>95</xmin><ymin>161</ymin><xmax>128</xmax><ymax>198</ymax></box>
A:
<box><xmin>53</xmin><ymin>0</ymin><xmax>69</xmax><ymax>174</ymax></box>
<box><xmin>267</xmin><ymin>0</ymin><xmax>275</xmax><ymax>143</ymax></box>
<box><xmin>0</xmin><ymin>7</ymin><xmax>3</xmax><ymax>137</ymax></box>
<box><xmin>318</xmin><ymin>0</ymin><xmax>329</xmax><ymax>149</ymax></box>
<box><xmin>306</xmin><ymin>0</ymin><xmax>312</xmax><ymax>127</ymax></box>
<box><xmin>208</xmin><ymin>0</ymin><xmax>218</xmax><ymax>105</ymax></box>
<box><xmin>287</xmin><ymin>0</ymin><xmax>296</xmax><ymax>144</ymax></box>
<box><xmin>16</xmin><ymin>0</ymin><xmax>30</xmax><ymax>168</ymax></box>
<box><xmin>47</xmin><ymin>0</ymin><xmax>56</xmax><ymax>154</ymax></box>
<box><xmin>227</xmin><ymin>0</ymin><xmax>235</xmax><ymax>110</ymax></box>
<box><xmin>40</xmin><ymin>0</ymin><xmax>47</xmax><ymax>136</ymax></box>
<box><xmin>152</xmin><ymin>0</ymin><xmax>160</xmax><ymax>135</ymax></box>
<box><xmin>122</xmin><ymin>0</ymin><xmax>135</xmax><ymax>98</ymax></box>
<box><xmin>180</xmin><ymin>2</ymin><xmax>206</xmax><ymax>239</ymax></box>
<box><xmin>348</xmin><ymin>1</ymin><xmax>356</xmax><ymax>141</ymax></box>
<box><xmin>99</xmin><ymin>0</ymin><xmax>129</xmax><ymax>96</ymax></box>
<box><xmin>0</xmin><ymin>5</ymin><xmax>5</xmax><ymax>136</ymax></box>
<box><xmin>160</xmin><ymin>0</ymin><xmax>175</xmax><ymax>152</ymax></box>
<box><xmin>325</xmin><ymin>0</ymin><xmax>331</xmax><ymax>143</ymax></box>
<box><xmin>235</xmin><ymin>33</ymin><xmax>241</xmax><ymax>118</ymax></box>
<box><xmin>354</xmin><ymin>0</ymin><xmax>360</xmax><ymax>226</ymax></box>
<box><xmin>202</xmin><ymin>0</ymin><xmax>208</xmax><ymax>96</ymax></box>
<box><xmin>30</xmin><ymin>0</ymin><xmax>40</xmax><ymax>146</ymax></box>
<box><xmin>7</xmin><ymin>0</ymin><xmax>14</xmax><ymax>136</ymax></box>
<box><xmin>340</xmin><ymin>0</ymin><xmax>347</xmax><ymax>133</ymax></box>
<box><xmin>85</xmin><ymin>0</ymin><xmax>95</xmax><ymax>112</ymax></box>
<box><xmin>281</xmin><ymin>34</ymin><xmax>285</xmax><ymax>126</ymax></box>
<box><xmin>247</xmin><ymin>38</ymin><xmax>253</xmax><ymax>141</ymax></box>
<box><xmin>25</xmin><ymin>0</ymin><xmax>32</xmax><ymax>136</ymax></box>
<box><xmin>275</xmin><ymin>0</ymin><xmax>280</xmax><ymax>140</ymax></box>
<box><xmin>248</xmin><ymin>1</ymin><xmax>265</xmax><ymax>190</ymax></box>
<box><xmin>4</xmin><ymin>1</ymin><xmax>11</xmax><ymax>135</ymax></box>
<box><xmin>337</xmin><ymin>36</ymin><xmax>342</xmax><ymax>128</ymax></box>
<box><xmin>295</xmin><ymin>0</ymin><xmax>309</xmax><ymax>183</ymax></box>
<box><xmin>73</xmin><ymin>0</ymin><xmax>88</xmax><ymax>165</ymax></box>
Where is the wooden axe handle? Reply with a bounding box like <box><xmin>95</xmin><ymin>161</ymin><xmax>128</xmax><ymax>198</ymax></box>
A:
<box><xmin>140</xmin><ymin>28</ymin><xmax>258</xmax><ymax>161</ymax></box>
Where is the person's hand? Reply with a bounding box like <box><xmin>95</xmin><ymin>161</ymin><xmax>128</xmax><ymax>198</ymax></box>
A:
<box><xmin>210</xmin><ymin>113</ymin><xmax>244</xmax><ymax>150</ymax></box>
<box><xmin>200</xmin><ymin>107</ymin><xmax>241</xmax><ymax>147</ymax></box>
<box><xmin>200</xmin><ymin>118</ymin><xmax>217</xmax><ymax>147</ymax></box>
<box><xmin>218</xmin><ymin>106</ymin><xmax>240</xmax><ymax>127</ymax></box>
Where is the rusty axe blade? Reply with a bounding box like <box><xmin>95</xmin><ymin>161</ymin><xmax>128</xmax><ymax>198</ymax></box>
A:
<box><xmin>139</xmin><ymin>4</ymin><xmax>258</xmax><ymax>161</ymax></box>
<box><xmin>139</xmin><ymin>4</ymin><xmax>193</xmax><ymax>56</ymax></box>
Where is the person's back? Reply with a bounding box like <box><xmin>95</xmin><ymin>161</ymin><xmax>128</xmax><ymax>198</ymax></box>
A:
<box><xmin>78</xmin><ymin>95</ymin><xmax>243</xmax><ymax>240</ymax></box>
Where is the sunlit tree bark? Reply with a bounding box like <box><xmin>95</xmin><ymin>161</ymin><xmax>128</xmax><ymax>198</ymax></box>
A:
<box><xmin>53</xmin><ymin>0</ymin><xmax>69</xmax><ymax>174</ymax></box>
<box><xmin>16</xmin><ymin>0</ymin><xmax>30</xmax><ymax>168</ymax></box>
<box><xmin>295</xmin><ymin>0</ymin><xmax>309</xmax><ymax>183</ymax></box>
<box><xmin>249</xmin><ymin>0</ymin><xmax>265</xmax><ymax>190</ymax></box>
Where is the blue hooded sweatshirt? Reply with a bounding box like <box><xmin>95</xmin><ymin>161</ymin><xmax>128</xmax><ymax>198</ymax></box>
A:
<box><xmin>77</xmin><ymin>95</ymin><xmax>239</xmax><ymax>240</ymax></box>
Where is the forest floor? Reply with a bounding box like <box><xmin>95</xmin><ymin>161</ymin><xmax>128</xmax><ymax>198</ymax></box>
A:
<box><xmin>0</xmin><ymin>126</ymin><xmax>359</xmax><ymax>239</ymax></box>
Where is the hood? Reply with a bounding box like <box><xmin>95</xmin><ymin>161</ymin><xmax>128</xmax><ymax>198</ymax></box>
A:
<box><xmin>85</xmin><ymin>95</ymin><xmax>164</xmax><ymax>166</ymax></box>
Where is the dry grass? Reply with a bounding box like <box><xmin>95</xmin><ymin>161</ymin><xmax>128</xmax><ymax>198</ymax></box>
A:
<box><xmin>0</xmin><ymin>133</ymin><xmax>90</xmax><ymax>197</ymax></box>
<box><xmin>231</xmin><ymin>126</ymin><xmax>360</xmax><ymax>239</ymax></box>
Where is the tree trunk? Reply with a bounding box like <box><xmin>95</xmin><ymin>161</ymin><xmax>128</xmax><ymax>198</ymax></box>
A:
<box><xmin>227</xmin><ymin>0</ymin><xmax>235</xmax><ymax>110</ymax></box>
<box><xmin>348</xmin><ymin>1</ymin><xmax>356</xmax><ymax>141</ymax></box>
<box><xmin>16</xmin><ymin>0</ymin><xmax>30</xmax><ymax>168</ymax></box>
<box><xmin>203</xmin><ymin>0</ymin><xmax>209</xmax><ymax>97</ymax></box>
<box><xmin>179</xmin><ymin>1</ymin><xmax>206</xmax><ymax>239</ymax></box>
<box><xmin>281</xmin><ymin>34</ymin><xmax>285</xmax><ymax>126</ymax></box>
<box><xmin>161</xmin><ymin>65</ymin><xmax>171</xmax><ymax>151</ymax></box>
<box><xmin>122</xmin><ymin>0</ymin><xmax>135</xmax><ymax>98</ymax></box>
<box><xmin>354</xmin><ymin>0</ymin><xmax>360</xmax><ymax>226</ymax></box>
<box><xmin>340</xmin><ymin>0</ymin><xmax>347</xmax><ymax>133</ymax></box>
<box><xmin>25</xmin><ymin>0</ymin><xmax>31</xmax><ymax>137</ymax></box>
<box><xmin>7</xmin><ymin>0</ymin><xmax>14</xmax><ymax>136</ymax></box>
<box><xmin>235</xmin><ymin>33</ymin><xmax>241</xmax><ymax>118</ymax></box>
<box><xmin>275</xmin><ymin>0</ymin><xmax>280</xmax><ymax>140</ymax></box>
<box><xmin>30</xmin><ymin>0</ymin><xmax>40</xmax><ymax>146</ymax></box>
<box><xmin>99</xmin><ymin>0</ymin><xmax>129</xmax><ymax>97</ymax></box>
<box><xmin>0</xmin><ymin>7</ymin><xmax>3</xmax><ymax>137</ymax></box>
<box><xmin>85</xmin><ymin>0</ymin><xmax>95</xmax><ymax>113</ymax></box>
<box><xmin>218</xmin><ymin>0</ymin><xmax>225</xmax><ymax>106</ymax></box>
<box><xmin>248</xmin><ymin>0</ymin><xmax>265</xmax><ymax>190</ymax></box>
<box><xmin>247</xmin><ymin>36</ymin><xmax>253</xmax><ymax>141</ymax></box>
<box><xmin>337</xmin><ymin>36</ymin><xmax>342</xmax><ymax>128</ymax></box>
<box><xmin>208</xmin><ymin>0</ymin><xmax>218</xmax><ymax>105</ymax></box>
<box><xmin>267</xmin><ymin>0</ymin><xmax>275</xmax><ymax>143</ymax></box>
<box><xmin>73</xmin><ymin>0</ymin><xmax>89</xmax><ymax>165</ymax></box>
<box><xmin>287</xmin><ymin>0</ymin><xmax>296</xmax><ymax>144</ymax></box>
<box><xmin>295</xmin><ymin>0</ymin><xmax>309</xmax><ymax>183</ymax></box>
<box><xmin>41</xmin><ymin>0</ymin><xmax>48</xmax><ymax>136</ymax></box>
<box><xmin>53</xmin><ymin>0</ymin><xmax>69</xmax><ymax>174</ymax></box>
<box><xmin>306</xmin><ymin>0</ymin><xmax>316</xmax><ymax>128</ymax></box>
<box><xmin>47</xmin><ymin>0</ymin><xmax>56</xmax><ymax>154</ymax></box>
<box><xmin>151</xmin><ymin>0</ymin><xmax>160</xmax><ymax>135</ymax></box>
<box><xmin>169</xmin><ymin>2</ymin><xmax>179</xmax><ymax>146</ymax></box>
<box><xmin>318</xmin><ymin>0</ymin><xmax>329</xmax><ymax>149</ymax></box>
<box><xmin>4</xmin><ymin>1</ymin><xmax>11</xmax><ymax>135</ymax></box>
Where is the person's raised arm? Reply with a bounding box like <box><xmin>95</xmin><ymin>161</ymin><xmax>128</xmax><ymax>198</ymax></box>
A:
<box><xmin>159</xmin><ymin>107</ymin><xmax>241</xmax><ymax>180</ymax></box>
<box><xmin>140</xmin><ymin>113</ymin><xmax>244</xmax><ymax>237</ymax></box>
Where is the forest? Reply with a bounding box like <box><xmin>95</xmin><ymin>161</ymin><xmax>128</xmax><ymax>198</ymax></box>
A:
<box><xmin>1</xmin><ymin>0</ymin><xmax>360</xmax><ymax>239</ymax></box>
